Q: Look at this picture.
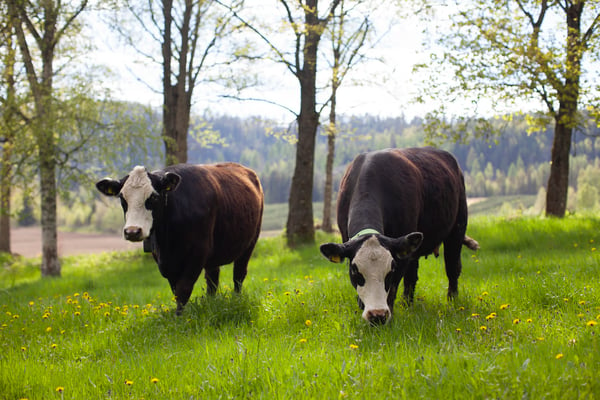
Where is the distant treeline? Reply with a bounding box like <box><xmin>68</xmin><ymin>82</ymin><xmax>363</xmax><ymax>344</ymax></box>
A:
<box><xmin>182</xmin><ymin>114</ymin><xmax>600</xmax><ymax>205</ymax></box>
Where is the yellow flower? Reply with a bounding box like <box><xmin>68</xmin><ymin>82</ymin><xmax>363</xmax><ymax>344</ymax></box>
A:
<box><xmin>299</xmin><ymin>338</ymin><xmax>307</xmax><ymax>344</ymax></box>
<box><xmin>349</xmin><ymin>344</ymin><xmax>359</xmax><ymax>349</ymax></box>
<box><xmin>526</xmin><ymin>318</ymin><xmax>533</xmax><ymax>323</ymax></box>
<box><xmin>480</xmin><ymin>326</ymin><xmax>487</xmax><ymax>331</ymax></box>
<box><xmin>21</xmin><ymin>346</ymin><xmax>26</xmax><ymax>352</ymax></box>
<box><xmin>28</xmin><ymin>301</ymin><xmax>35</xmax><ymax>306</ymax></box>
<box><xmin>150</xmin><ymin>378</ymin><xmax>159</xmax><ymax>384</ymax></box>
<box><xmin>124</xmin><ymin>380</ymin><xmax>133</xmax><ymax>386</ymax></box>
<box><xmin>51</xmin><ymin>343</ymin><xmax>57</xmax><ymax>349</ymax></box>
<box><xmin>46</xmin><ymin>326</ymin><xmax>52</xmax><ymax>332</ymax></box>
<box><xmin>555</xmin><ymin>353</ymin><xmax>564</xmax><ymax>359</ymax></box>
<box><xmin>305</xmin><ymin>320</ymin><xmax>312</xmax><ymax>327</ymax></box>
<box><xmin>74</xmin><ymin>311</ymin><xmax>81</xmax><ymax>316</ymax></box>
<box><xmin>500</xmin><ymin>304</ymin><xmax>510</xmax><ymax>310</ymax></box>
<box><xmin>586</xmin><ymin>320</ymin><xmax>597</xmax><ymax>327</ymax></box>
<box><xmin>513</xmin><ymin>318</ymin><xmax>520</xmax><ymax>324</ymax></box>
<box><xmin>55</xmin><ymin>386</ymin><xmax>64</xmax><ymax>393</ymax></box>
<box><xmin>486</xmin><ymin>313</ymin><xmax>497</xmax><ymax>320</ymax></box>
<box><xmin>455</xmin><ymin>328</ymin><xmax>462</xmax><ymax>333</ymax></box>
<box><xmin>579</xmin><ymin>300</ymin><xmax>586</xmax><ymax>305</ymax></box>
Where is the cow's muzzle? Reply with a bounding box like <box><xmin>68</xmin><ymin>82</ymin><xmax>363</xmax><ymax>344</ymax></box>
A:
<box><xmin>364</xmin><ymin>308</ymin><xmax>390</xmax><ymax>325</ymax></box>
<box><xmin>124</xmin><ymin>226</ymin><xmax>144</xmax><ymax>242</ymax></box>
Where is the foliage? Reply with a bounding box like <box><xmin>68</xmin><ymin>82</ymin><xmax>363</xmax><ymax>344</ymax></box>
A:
<box><xmin>1</xmin><ymin>217</ymin><xmax>600</xmax><ymax>398</ymax></box>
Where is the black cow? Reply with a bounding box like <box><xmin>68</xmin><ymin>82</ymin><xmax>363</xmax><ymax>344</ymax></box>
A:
<box><xmin>96</xmin><ymin>163</ymin><xmax>264</xmax><ymax>314</ymax></box>
<box><xmin>320</xmin><ymin>147</ymin><xmax>479</xmax><ymax>324</ymax></box>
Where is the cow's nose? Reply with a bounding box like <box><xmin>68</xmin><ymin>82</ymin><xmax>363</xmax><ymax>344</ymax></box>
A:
<box><xmin>365</xmin><ymin>309</ymin><xmax>390</xmax><ymax>325</ymax></box>
<box><xmin>124</xmin><ymin>226</ymin><xmax>143</xmax><ymax>242</ymax></box>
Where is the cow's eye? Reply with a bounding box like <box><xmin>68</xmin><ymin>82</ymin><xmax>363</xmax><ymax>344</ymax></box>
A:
<box><xmin>349</xmin><ymin>263</ymin><xmax>365</xmax><ymax>287</ymax></box>
<box><xmin>145</xmin><ymin>193</ymin><xmax>160</xmax><ymax>210</ymax></box>
<box><xmin>119</xmin><ymin>194</ymin><xmax>128</xmax><ymax>213</ymax></box>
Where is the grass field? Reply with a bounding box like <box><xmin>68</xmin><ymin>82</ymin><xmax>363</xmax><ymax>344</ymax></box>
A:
<box><xmin>1</xmin><ymin>216</ymin><xmax>599</xmax><ymax>399</ymax></box>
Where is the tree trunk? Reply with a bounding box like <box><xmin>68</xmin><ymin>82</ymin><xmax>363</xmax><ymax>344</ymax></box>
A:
<box><xmin>0</xmin><ymin>152</ymin><xmax>11</xmax><ymax>253</ymax></box>
<box><xmin>545</xmin><ymin>121</ymin><xmax>572</xmax><ymax>217</ymax></box>
<box><xmin>321</xmin><ymin>92</ymin><xmax>337</xmax><ymax>233</ymax></box>
<box><xmin>161</xmin><ymin>0</ymin><xmax>191</xmax><ymax>166</ymax></box>
<box><xmin>286</xmin><ymin>2</ymin><xmax>322</xmax><ymax>247</ymax></box>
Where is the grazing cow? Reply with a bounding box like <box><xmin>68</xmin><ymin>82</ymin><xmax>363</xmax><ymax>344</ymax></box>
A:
<box><xmin>320</xmin><ymin>147</ymin><xmax>479</xmax><ymax>324</ymax></box>
<box><xmin>96</xmin><ymin>163</ymin><xmax>264</xmax><ymax>314</ymax></box>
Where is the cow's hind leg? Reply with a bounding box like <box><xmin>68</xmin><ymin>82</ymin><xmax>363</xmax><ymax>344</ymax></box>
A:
<box><xmin>443</xmin><ymin>229</ymin><xmax>464</xmax><ymax>299</ymax></box>
<box><xmin>233</xmin><ymin>240</ymin><xmax>258</xmax><ymax>293</ymax></box>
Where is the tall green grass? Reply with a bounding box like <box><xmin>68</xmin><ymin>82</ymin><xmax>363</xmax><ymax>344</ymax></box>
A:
<box><xmin>1</xmin><ymin>216</ymin><xmax>599</xmax><ymax>399</ymax></box>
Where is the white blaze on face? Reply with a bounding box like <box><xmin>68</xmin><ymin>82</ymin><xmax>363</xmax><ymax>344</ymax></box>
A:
<box><xmin>120</xmin><ymin>166</ymin><xmax>156</xmax><ymax>239</ymax></box>
<box><xmin>353</xmin><ymin>236</ymin><xmax>394</xmax><ymax>321</ymax></box>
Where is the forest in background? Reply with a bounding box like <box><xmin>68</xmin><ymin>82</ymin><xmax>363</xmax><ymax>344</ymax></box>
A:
<box><xmin>10</xmin><ymin>108</ymin><xmax>600</xmax><ymax>232</ymax></box>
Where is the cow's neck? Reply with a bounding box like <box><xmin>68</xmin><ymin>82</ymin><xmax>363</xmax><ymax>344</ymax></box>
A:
<box><xmin>347</xmin><ymin>197</ymin><xmax>384</xmax><ymax>239</ymax></box>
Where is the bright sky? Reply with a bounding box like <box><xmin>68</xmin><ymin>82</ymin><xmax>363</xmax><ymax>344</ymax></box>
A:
<box><xmin>87</xmin><ymin>2</ymin><xmax>438</xmax><ymax>123</ymax></box>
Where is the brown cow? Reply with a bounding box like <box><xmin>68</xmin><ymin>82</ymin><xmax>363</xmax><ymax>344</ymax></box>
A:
<box><xmin>96</xmin><ymin>163</ymin><xmax>264</xmax><ymax>314</ymax></box>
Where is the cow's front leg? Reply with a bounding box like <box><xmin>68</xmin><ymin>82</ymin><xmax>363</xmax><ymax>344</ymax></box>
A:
<box><xmin>205</xmin><ymin>267</ymin><xmax>220</xmax><ymax>295</ymax></box>
<box><xmin>173</xmin><ymin>280</ymin><xmax>197</xmax><ymax>315</ymax></box>
<box><xmin>402</xmin><ymin>260</ymin><xmax>419</xmax><ymax>304</ymax></box>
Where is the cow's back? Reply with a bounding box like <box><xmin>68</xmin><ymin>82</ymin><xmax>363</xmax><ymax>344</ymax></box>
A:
<box><xmin>158</xmin><ymin>163</ymin><xmax>263</xmax><ymax>267</ymax></box>
<box><xmin>337</xmin><ymin>147</ymin><xmax>466</xmax><ymax>256</ymax></box>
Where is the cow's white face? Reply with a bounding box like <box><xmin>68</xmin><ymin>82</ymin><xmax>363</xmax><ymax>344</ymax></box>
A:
<box><xmin>119</xmin><ymin>166</ymin><xmax>157</xmax><ymax>241</ymax></box>
<box><xmin>320</xmin><ymin>232</ymin><xmax>423</xmax><ymax>325</ymax></box>
<box><xmin>352</xmin><ymin>236</ymin><xmax>395</xmax><ymax>323</ymax></box>
<box><xmin>96</xmin><ymin>166</ymin><xmax>181</xmax><ymax>243</ymax></box>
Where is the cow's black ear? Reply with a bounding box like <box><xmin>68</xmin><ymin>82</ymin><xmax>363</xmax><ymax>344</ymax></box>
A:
<box><xmin>319</xmin><ymin>243</ymin><xmax>347</xmax><ymax>263</ymax></box>
<box><xmin>390</xmin><ymin>232</ymin><xmax>423</xmax><ymax>259</ymax></box>
<box><xmin>96</xmin><ymin>178</ymin><xmax>122</xmax><ymax>197</ymax></box>
<box><xmin>162</xmin><ymin>172</ymin><xmax>181</xmax><ymax>192</ymax></box>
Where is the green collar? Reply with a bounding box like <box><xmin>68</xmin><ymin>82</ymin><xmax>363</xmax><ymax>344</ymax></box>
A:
<box><xmin>350</xmin><ymin>228</ymin><xmax>381</xmax><ymax>241</ymax></box>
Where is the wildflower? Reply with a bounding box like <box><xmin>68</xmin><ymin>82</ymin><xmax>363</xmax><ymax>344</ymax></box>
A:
<box><xmin>481</xmin><ymin>291</ymin><xmax>489</xmax><ymax>296</ymax></box>
<box><xmin>555</xmin><ymin>353</ymin><xmax>564</xmax><ymax>359</ymax></box>
<box><xmin>150</xmin><ymin>378</ymin><xmax>159</xmax><ymax>384</ymax></box>
<box><xmin>480</xmin><ymin>326</ymin><xmax>487</xmax><ymax>331</ymax></box>
<box><xmin>458</xmin><ymin>306</ymin><xmax>465</xmax><ymax>311</ymax></box>
<box><xmin>263</xmin><ymin>278</ymin><xmax>269</xmax><ymax>282</ymax></box>
<box><xmin>28</xmin><ymin>301</ymin><xmax>35</xmax><ymax>307</ymax></box>
<box><xmin>104</xmin><ymin>312</ymin><xmax>110</xmax><ymax>317</ymax></box>
<box><xmin>455</xmin><ymin>328</ymin><xmax>462</xmax><ymax>333</ymax></box>
<box><xmin>486</xmin><ymin>313</ymin><xmax>497</xmax><ymax>320</ymax></box>
<box><xmin>513</xmin><ymin>318</ymin><xmax>520</xmax><ymax>324</ymax></box>
<box><xmin>284</xmin><ymin>291</ymin><xmax>291</xmax><ymax>296</ymax></box>
<box><xmin>21</xmin><ymin>346</ymin><xmax>26</xmax><ymax>352</ymax></box>
<box><xmin>586</xmin><ymin>320</ymin><xmax>597</xmax><ymax>327</ymax></box>
<box><xmin>592</xmin><ymin>247</ymin><xmax>597</xmax><ymax>252</ymax></box>
<box><xmin>526</xmin><ymin>318</ymin><xmax>533</xmax><ymax>323</ymax></box>
<box><xmin>578</xmin><ymin>313</ymin><xmax>585</xmax><ymax>318</ymax></box>
<box><xmin>471</xmin><ymin>313</ymin><xmax>480</xmax><ymax>318</ymax></box>
<box><xmin>124</xmin><ymin>380</ymin><xmax>133</xmax><ymax>386</ymax></box>
<box><xmin>12</xmin><ymin>314</ymin><xmax>19</xmax><ymax>319</ymax></box>
<box><xmin>349</xmin><ymin>344</ymin><xmax>359</xmax><ymax>349</ymax></box>
<box><xmin>299</xmin><ymin>338</ymin><xmax>307</xmax><ymax>344</ymax></box>
<box><xmin>46</xmin><ymin>326</ymin><xmax>52</xmax><ymax>332</ymax></box>
<box><xmin>305</xmin><ymin>320</ymin><xmax>312</xmax><ymax>327</ymax></box>
<box><xmin>74</xmin><ymin>312</ymin><xmax>80</xmax><ymax>316</ymax></box>
<box><xmin>56</xmin><ymin>387</ymin><xmax>64</xmax><ymax>393</ymax></box>
<box><xmin>51</xmin><ymin>343</ymin><xmax>57</xmax><ymax>349</ymax></box>
<box><xmin>500</xmin><ymin>304</ymin><xmax>510</xmax><ymax>310</ymax></box>
<box><xmin>579</xmin><ymin>300</ymin><xmax>586</xmax><ymax>306</ymax></box>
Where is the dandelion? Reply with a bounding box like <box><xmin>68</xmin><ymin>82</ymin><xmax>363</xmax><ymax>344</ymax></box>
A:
<box><xmin>51</xmin><ymin>343</ymin><xmax>57</xmax><ymax>349</ymax></box>
<box><xmin>305</xmin><ymin>320</ymin><xmax>312</xmax><ymax>327</ymax></box>
<box><xmin>349</xmin><ymin>344</ymin><xmax>359</xmax><ymax>349</ymax></box>
<box><xmin>284</xmin><ymin>291</ymin><xmax>291</xmax><ymax>296</ymax></box>
<box><xmin>455</xmin><ymin>328</ymin><xmax>462</xmax><ymax>333</ymax></box>
<box><xmin>458</xmin><ymin>306</ymin><xmax>465</xmax><ymax>311</ymax></box>
<box><xmin>471</xmin><ymin>313</ymin><xmax>480</xmax><ymax>318</ymax></box>
<box><xmin>21</xmin><ymin>346</ymin><xmax>26</xmax><ymax>352</ymax></box>
<box><xmin>586</xmin><ymin>320</ymin><xmax>597</xmax><ymax>327</ymax></box>
<box><xmin>577</xmin><ymin>313</ymin><xmax>585</xmax><ymax>318</ymax></box>
<box><xmin>124</xmin><ymin>380</ymin><xmax>133</xmax><ymax>386</ymax></box>
<box><xmin>592</xmin><ymin>247</ymin><xmax>597</xmax><ymax>252</ymax></box>
<box><xmin>299</xmin><ymin>338</ymin><xmax>307</xmax><ymax>344</ymax></box>
<box><xmin>12</xmin><ymin>314</ymin><xmax>19</xmax><ymax>319</ymax></box>
<box><xmin>28</xmin><ymin>301</ymin><xmax>35</xmax><ymax>307</ymax></box>
<box><xmin>104</xmin><ymin>312</ymin><xmax>110</xmax><ymax>317</ymax></box>
<box><xmin>526</xmin><ymin>318</ymin><xmax>533</xmax><ymax>323</ymax></box>
<box><xmin>480</xmin><ymin>326</ymin><xmax>487</xmax><ymax>331</ymax></box>
<box><xmin>486</xmin><ymin>313</ymin><xmax>497</xmax><ymax>320</ymax></box>
<box><xmin>579</xmin><ymin>300</ymin><xmax>586</xmax><ymax>306</ymax></box>
<box><xmin>150</xmin><ymin>378</ymin><xmax>159</xmax><ymax>384</ymax></box>
<box><xmin>481</xmin><ymin>291</ymin><xmax>489</xmax><ymax>296</ymax></box>
<box><xmin>500</xmin><ymin>304</ymin><xmax>510</xmax><ymax>310</ymax></box>
<box><xmin>46</xmin><ymin>326</ymin><xmax>52</xmax><ymax>332</ymax></box>
<box><xmin>74</xmin><ymin>312</ymin><xmax>80</xmax><ymax>316</ymax></box>
<box><xmin>555</xmin><ymin>353</ymin><xmax>564</xmax><ymax>359</ymax></box>
<box><xmin>513</xmin><ymin>318</ymin><xmax>520</xmax><ymax>324</ymax></box>
<box><xmin>56</xmin><ymin>387</ymin><xmax>64</xmax><ymax>393</ymax></box>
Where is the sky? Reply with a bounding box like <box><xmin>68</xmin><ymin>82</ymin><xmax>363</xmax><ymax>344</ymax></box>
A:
<box><xmin>86</xmin><ymin>2</ymin><xmax>439</xmax><ymax>124</ymax></box>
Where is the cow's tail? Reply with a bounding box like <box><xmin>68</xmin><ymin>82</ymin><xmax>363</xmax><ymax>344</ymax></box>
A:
<box><xmin>463</xmin><ymin>235</ymin><xmax>480</xmax><ymax>251</ymax></box>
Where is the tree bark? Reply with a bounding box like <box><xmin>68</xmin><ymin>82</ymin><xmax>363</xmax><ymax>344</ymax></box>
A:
<box><xmin>0</xmin><ymin>147</ymin><xmax>11</xmax><ymax>253</ymax></box>
<box><xmin>286</xmin><ymin>0</ymin><xmax>325</xmax><ymax>247</ymax></box>
<box><xmin>545</xmin><ymin>122</ymin><xmax>572</xmax><ymax>216</ymax></box>
<box><xmin>162</xmin><ymin>0</ymin><xmax>192</xmax><ymax>166</ymax></box>
<box><xmin>321</xmin><ymin>91</ymin><xmax>337</xmax><ymax>233</ymax></box>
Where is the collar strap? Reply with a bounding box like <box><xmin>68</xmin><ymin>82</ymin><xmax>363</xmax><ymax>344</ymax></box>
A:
<box><xmin>350</xmin><ymin>228</ymin><xmax>381</xmax><ymax>241</ymax></box>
